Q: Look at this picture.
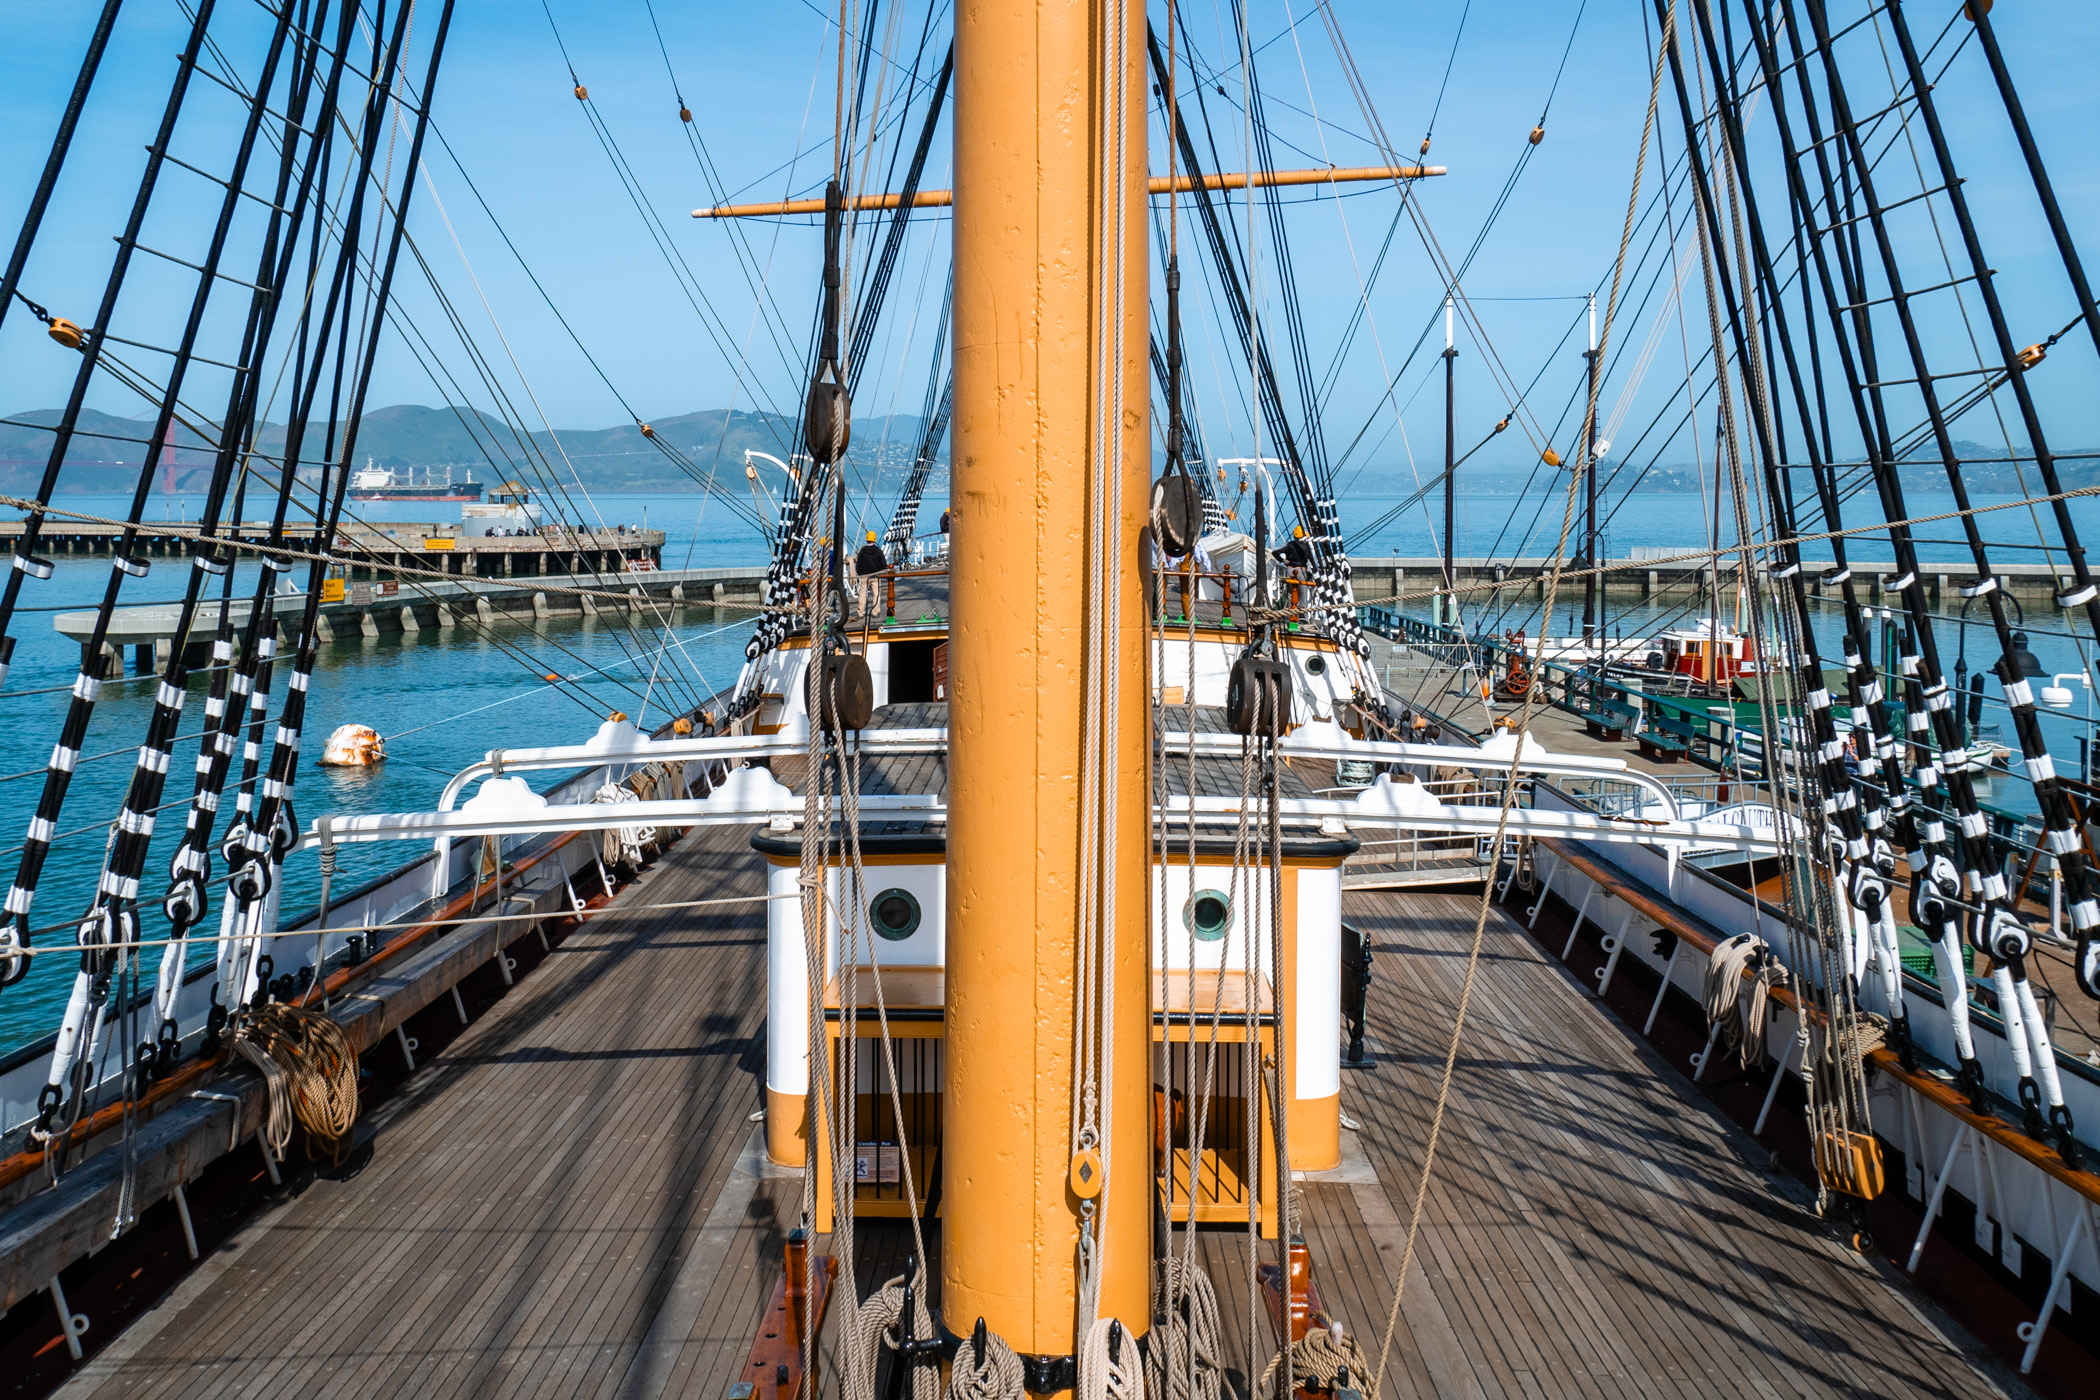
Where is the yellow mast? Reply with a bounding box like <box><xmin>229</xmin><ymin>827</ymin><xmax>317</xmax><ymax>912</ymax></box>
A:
<box><xmin>943</xmin><ymin>0</ymin><xmax>1152</xmax><ymax>1367</ymax></box>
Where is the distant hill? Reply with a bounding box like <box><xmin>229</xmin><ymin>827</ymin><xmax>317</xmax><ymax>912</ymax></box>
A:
<box><xmin>5</xmin><ymin>406</ymin><xmax>2091</xmax><ymax>499</ymax></box>
<box><xmin>1447</xmin><ymin>438</ymin><xmax>2100</xmax><ymax>496</ymax></box>
<box><xmin>0</xmin><ymin>403</ymin><xmax>935</xmax><ymax>494</ymax></box>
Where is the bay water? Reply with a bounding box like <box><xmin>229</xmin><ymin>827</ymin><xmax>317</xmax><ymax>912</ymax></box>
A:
<box><xmin>0</xmin><ymin>479</ymin><xmax>2094</xmax><ymax>1052</ymax></box>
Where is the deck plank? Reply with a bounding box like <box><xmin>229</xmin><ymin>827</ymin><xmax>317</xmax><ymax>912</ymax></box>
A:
<box><xmin>55</xmin><ymin>840</ymin><xmax>2014</xmax><ymax>1400</ymax></box>
<box><xmin>1326</xmin><ymin>886</ymin><xmax>2003</xmax><ymax>1400</ymax></box>
<box><xmin>57</xmin><ymin>825</ymin><xmax>776</xmax><ymax>1400</ymax></box>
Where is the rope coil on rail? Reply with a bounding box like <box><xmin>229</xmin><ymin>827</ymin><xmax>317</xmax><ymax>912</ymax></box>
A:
<box><xmin>229</xmin><ymin>1001</ymin><xmax>359</xmax><ymax>1160</ymax></box>
<box><xmin>847</xmin><ymin>1271</ymin><xmax>937</xmax><ymax>1400</ymax></box>
<box><xmin>946</xmin><ymin>1327</ymin><xmax>1025</xmax><ymax>1400</ymax></box>
<box><xmin>1078</xmin><ymin>1317</ymin><xmax>1143</xmax><ymax>1400</ymax></box>
<box><xmin>1702</xmin><ymin>933</ymin><xmax>1787</xmax><ymax>1072</ymax></box>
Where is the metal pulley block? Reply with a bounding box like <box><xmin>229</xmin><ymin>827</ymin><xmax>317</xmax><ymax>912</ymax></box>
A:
<box><xmin>76</xmin><ymin>909</ymin><xmax>119</xmax><ymax>980</ymax></box>
<box><xmin>1978</xmin><ymin>905</ymin><xmax>2032</xmax><ymax>961</ymax></box>
<box><xmin>1846</xmin><ymin>862</ymin><xmax>1888</xmax><ymax>917</ymax></box>
<box><xmin>812</xmin><ymin>647</ymin><xmax>873</xmax><ymax>732</ymax></box>
<box><xmin>163</xmin><ymin>870</ymin><xmax>206</xmax><ymax>930</ymax></box>
<box><xmin>1226</xmin><ymin>655</ymin><xmax>1293</xmax><ymax>737</ymax></box>
<box><xmin>1913</xmin><ymin>853</ymin><xmax>1961</xmax><ymax>928</ymax></box>
<box><xmin>270</xmin><ymin>802</ymin><xmax>300</xmax><ymax>859</ymax></box>
<box><xmin>0</xmin><ymin>917</ymin><xmax>27</xmax><ymax>988</ymax></box>
<box><xmin>804</xmin><ymin>378</ymin><xmax>851</xmax><ymax>465</ymax></box>
<box><xmin>1151</xmin><ymin>471</ymin><xmax>1199</xmax><ymax>557</ymax></box>
<box><xmin>227</xmin><ymin>857</ymin><xmax>272</xmax><ymax>906</ymax></box>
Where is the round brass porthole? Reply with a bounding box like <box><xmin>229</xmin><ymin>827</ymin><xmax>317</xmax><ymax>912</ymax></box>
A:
<box><xmin>869</xmin><ymin>888</ymin><xmax>922</xmax><ymax>941</ymax></box>
<box><xmin>1183</xmin><ymin>889</ymin><xmax>1232</xmax><ymax>942</ymax></box>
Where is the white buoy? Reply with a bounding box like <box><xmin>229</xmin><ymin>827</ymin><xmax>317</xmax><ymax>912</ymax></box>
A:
<box><xmin>320</xmin><ymin>723</ymin><xmax>386</xmax><ymax>767</ymax></box>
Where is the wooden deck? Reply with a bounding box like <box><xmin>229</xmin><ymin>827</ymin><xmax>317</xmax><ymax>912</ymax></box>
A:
<box><xmin>55</xmin><ymin>823</ymin><xmax>783</xmax><ymax>1400</ymax></box>
<box><xmin>52</xmin><ymin>839</ymin><xmax>2020</xmax><ymax>1397</ymax></box>
<box><xmin>1315</xmin><ymin>888</ymin><xmax>2010</xmax><ymax>1400</ymax></box>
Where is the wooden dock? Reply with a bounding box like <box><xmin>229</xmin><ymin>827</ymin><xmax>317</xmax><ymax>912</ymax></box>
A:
<box><xmin>1349</xmin><ymin>556</ymin><xmax>2089</xmax><ymax>612</ymax></box>
<box><xmin>0</xmin><ymin>518</ymin><xmax>666</xmax><ymax>573</ymax></box>
<box><xmin>46</xmin><ymin>848</ymin><xmax>2013</xmax><ymax>1397</ymax></box>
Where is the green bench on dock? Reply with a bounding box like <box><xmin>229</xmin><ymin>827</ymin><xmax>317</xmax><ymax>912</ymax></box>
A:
<box><xmin>1573</xmin><ymin>697</ymin><xmax>1638</xmax><ymax>742</ymax></box>
<box><xmin>1637</xmin><ymin>710</ymin><xmax>1704</xmax><ymax>763</ymax></box>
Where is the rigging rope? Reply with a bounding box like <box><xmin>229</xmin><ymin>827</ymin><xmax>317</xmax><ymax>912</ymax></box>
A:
<box><xmin>1145</xmin><ymin>1257</ymin><xmax>1224</xmax><ymax>1400</ymax></box>
<box><xmin>1368</xmin><ymin>8</ymin><xmax>1668</xmax><ymax>1389</ymax></box>
<box><xmin>0</xmin><ymin>0</ymin><xmax>126</xmax><ymax>347</ymax></box>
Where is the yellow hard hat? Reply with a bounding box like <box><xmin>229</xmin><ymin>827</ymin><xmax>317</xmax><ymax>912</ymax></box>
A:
<box><xmin>867</xmin><ymin>531</ymin><xmax>877</xmax><ymax>542</ymax></box>
<box><xmin>1292</xmin><ymin>525</ymin><xmax>1306</xmax><ymax>539</ymax></box>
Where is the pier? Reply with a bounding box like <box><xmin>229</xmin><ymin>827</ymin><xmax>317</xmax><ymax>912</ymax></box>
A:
<box><xmin>51</xmin><ymin>563</ymin><xmax>775</xmax><ymax>676</ymax></box>
<box><xmin>0</xmin><ymin>520</ymin><xmax>666</xmax><ymax>578</ymax></box>
<box><xmin>1352</xmin><ymin>555</ymin><xmax>2088</xmax><ymax>609</ymax></box>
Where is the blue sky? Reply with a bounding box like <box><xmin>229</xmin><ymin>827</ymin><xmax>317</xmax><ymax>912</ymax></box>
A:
<box><xmin>5</xmin><ymin>1</ymin><xmax>2100</xmax><ymax>482</ymax></box>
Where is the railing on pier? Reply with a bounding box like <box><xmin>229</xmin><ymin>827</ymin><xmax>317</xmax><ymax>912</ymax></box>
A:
<box><xmin>1361</xmin><ymin>603</ymin><xmax>2085</xmax><ymax>957</ymax></box>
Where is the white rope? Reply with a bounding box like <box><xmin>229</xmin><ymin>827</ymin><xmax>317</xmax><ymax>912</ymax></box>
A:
<box><xmin>800</xmin><ymin>560</ymin><xmax>840</xmax><ymax>1399</ymax></box>
<box><xmin>592</xmin><ymin>780</ymin><xmax>653</xmax><ymax>867</ymax></box>
<box><xmin>1146</xmin><ymin>1257</ymin><xmax>1224</xmax><ymax>1400</ymax></box>
<box><xmin>1074</xmin><ymin>0</ymin><xmax>1134</xmax><ymax>1325</ymax></box>
<box><xmin>1702</xmin><ymin>932</ymin><xmax>1787</xmax><ymax>1071</ymax></box>
<box><xmin>1078</xmin><ymin>1317</ymin><xmax>1144</xmax><ymax>1400</ymax></box>
<box><xmin>947</xmin><ymin>1331</ymin><xmax>1025</xmax><ymax>1400</ymax></box>
<box><xmin>229</xmin><ymin>1036</ymin><xmax>293</xmax><ymax>1156</ymax></box>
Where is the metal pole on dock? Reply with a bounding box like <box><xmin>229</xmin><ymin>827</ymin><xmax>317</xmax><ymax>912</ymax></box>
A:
<box><xmin>1582</xmin><ymin>292</ymin><xmax>1599</xmax><ymax>646</ymax></box>
<box><xmin>1443</xmin><ymin>295</ymin><xmax>1458</xmax><ymax>628</ymax></box>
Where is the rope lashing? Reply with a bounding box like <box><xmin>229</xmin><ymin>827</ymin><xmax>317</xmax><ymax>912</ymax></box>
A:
<box><xmin>1702</xmin><ymin>933</ymin><xmax>1787</xmax><ymax>1071</ymax></box>
<box><xmin>1259</xmin><ymin>1323</ymin><xmax>1373</xmax><ymax>1399</ymax></box>
<box><xmin>306</xmin><ymin>815</ymin><xmax>337</xmax><ymax>1009</ymax></box>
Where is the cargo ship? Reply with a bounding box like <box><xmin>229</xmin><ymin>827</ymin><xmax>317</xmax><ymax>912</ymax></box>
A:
<box><xmin>347</xmin><ymin>459</ymin><xmax>484</xmax><ymax>502</ymax></box>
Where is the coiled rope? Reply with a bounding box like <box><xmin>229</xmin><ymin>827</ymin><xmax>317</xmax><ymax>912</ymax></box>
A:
<box><xmin>1260</xmin><ymin>1324</ymin><xmax>1372</xmax><ymax>1398</ymax></box>
<box><xmin>229</xmin><ymin>1001</ymin><xmax>359</xmax><ymax>1160</ymax></box>
<box><xmin>1078</xmin><ymin>1317</ymin><xmax>1143</xmax><ymax>1400</ymax></box>
<box><xmin>946</xmin><ymin>1326</ymin><xmax>1025</xmax><ymax>1400</ymax></box>
<box><xmin>847</xmin><ymin>1272</ymin><xmax>937</xmax><ymax>1400</ymax></box>
<box><xmin>1702</xmin><ymin>932</ymin><xmax>1787</xmax><ymax>1072</ymax></box>
<box><xmin>1145</xmin><ymin>1257</ymin><xmax>1224</xmax><ymax>1400</ymax></box>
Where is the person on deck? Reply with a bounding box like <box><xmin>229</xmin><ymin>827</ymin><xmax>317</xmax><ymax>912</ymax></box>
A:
<box><xmin>854</xmin><ymin>531</ymin><xmax>889</xmax><ymax>620</ymax></box>
<box><xmin>1275</xmin><ymin>523</ymin><xmax>1316</xmax><ymax>570</ymax></box>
